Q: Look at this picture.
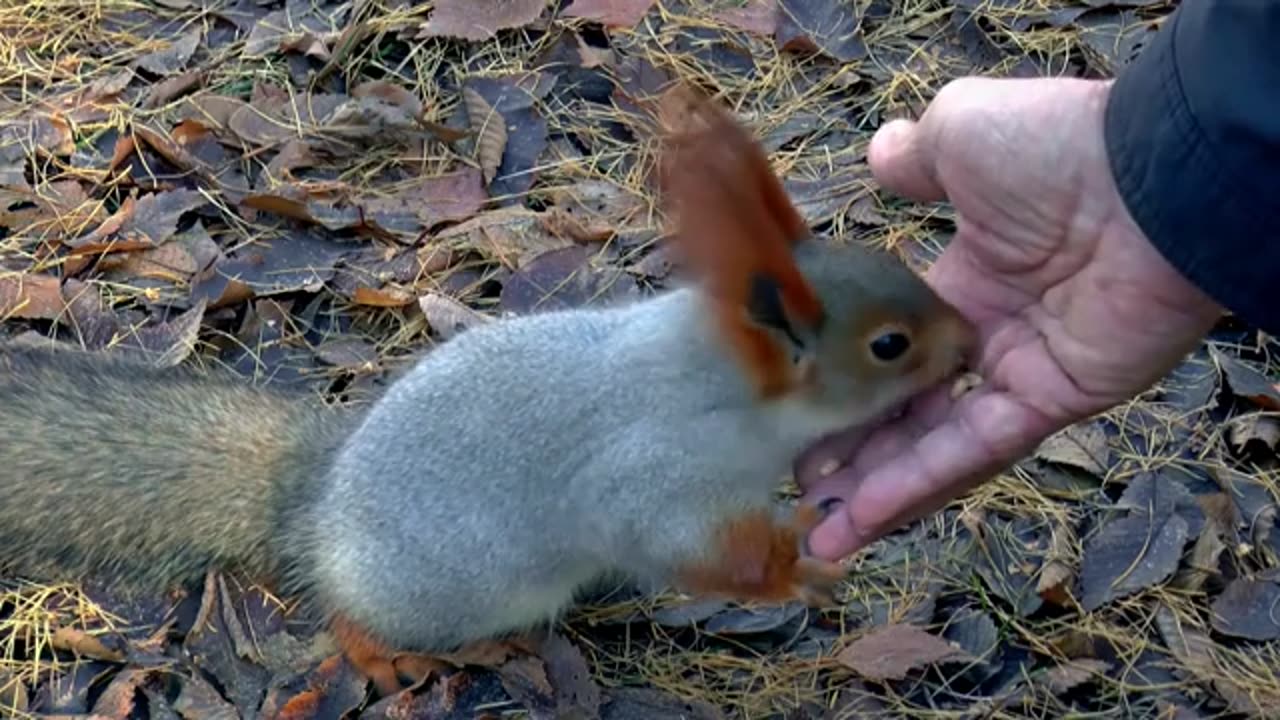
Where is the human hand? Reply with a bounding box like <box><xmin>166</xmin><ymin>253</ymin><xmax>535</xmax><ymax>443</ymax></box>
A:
<box><xmin>797</xmin><ymin>77</ymin><xmax>1223</xmax><ymax>560</ymax></box>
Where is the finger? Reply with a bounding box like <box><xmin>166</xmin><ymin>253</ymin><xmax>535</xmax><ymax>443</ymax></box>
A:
<box><xmin>794</xmin><ymin>381</ymin><xmax>961</xmax><ymax>492</ymax></box>
<box><xmin>805</xmin><ymin>391</ymin><xmax>1055</xmax><ymax>560</ymax></box>
<box><xmin>868</xmin><ymin>119</ymin><xmax>945</xmax><ymax>203</ymax></box>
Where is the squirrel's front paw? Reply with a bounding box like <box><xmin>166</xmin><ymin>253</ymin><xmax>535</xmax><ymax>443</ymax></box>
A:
<box><xmin>675</xmin><ymin>504</ymin><xmax>847</xmax><ymax>607</ymax></box>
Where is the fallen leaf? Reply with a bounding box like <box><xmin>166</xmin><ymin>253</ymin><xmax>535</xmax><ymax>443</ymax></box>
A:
<box><xmin>563</xmin><ymin>0</ymin><xmax>657</xmax><ymax>28</ymax></box>
<box><xmin>462</xmin><ymin>74</ymin><xmax>551</xmax><ymax>200</ymax></box>
<box><xmin>541</xmin><ymin>179</ymin><xmax>646</xmax><ymax>243</ymax></box>
<box><xmin>436</xmin><ymin>206</ymin><xmax>575</xmax><ymax>268</ymax></box>
<box><xmin>1210</xmin><ymin>579</ymin><xmax>1280</xmax><ymax>641</ymax></box>
<box><xmin>243</xmin><ymin>5</ymin><xmax>348</xmax><ymax>58</ymax></box>
<box><xmin>499</xmin><ymin>244</ymin><xmax>638</xmax><ymax>313</ymax></box>
<box><xmin>0</xmin><ymin>273</ymin><xmax>65</xmax><ymax>320</ymax></box>
<box><xmin>92</xmin><ymin>667</ymin><xmax>153</xmax><ymax>718</ymax></box>
<box><xmin>68</xmin><ymin>189</ymin><xmax>207</xmax><ymax>255</ymax></box>
<box><xmin>50</xmin><ymin>626</ymin><xmax>125</xmax><ymax>663</ymax></box>
<box><xmin>419</xmin><ymin>292</ymin><xmax>490</xmax><ymax>340</ymax></box>
<box><xmin>183</xmin><ymin>573</ymin><xmax>272</xmax><ymax>716</ymax></box>
<box><xmin>534</xmin><ymin>632</ymin><xmax>602</xmax><ymax>718</ymax></box>
<box><xmin>141</xmin><ymin>69</ymin><xmax>205</xmax><ymax>108</ymax></box>
<box><xmin>191</xmin><ymin>230</ymin><xmax>352</xmax><ymax>307</ymax></box>
<box><xmin>941</xmin><ymin>608</ymin><xmax>999</xmax><ymax>662</ymax></box>
<box><xmin>1038</xmin><ymin>521</ymin><xmax>1078</xmax><ymax>606</ymax></box>
<box><xmin>970</xmin><ymin>515</ymin><xmax>1047</xmax><ymax>617</ymax></box>
<box><xmin>463</xmin><ymin>87</ymin><xmax>508</xmax><ymax>185</ymax></box>
<box><xmin>352</xmin><ymin>285</ymin><xmax>415</xmax><ymax>307</ymax></box>
<box><xmin>314</xmin><ymin>338</ymin><xmax>378</xmax><ymax>369</ymax></box>
<box><xmin>1227</xmin><ymin>413</ymin><xmax>1280</xmax><ymax>455</ymax></box>
<box><xmin>716</xmin><ymin>0</ymin><xmax>779</xmax><ymax>36</ymax></box>
<box><xmin>1211</xmin><ymin>346</ymin><xmax>1280</xmax><ymax>410</ymax></box>
<box><xmin>417</xmin><ymin>0</ymin><xmax>548</xmax><ymax>41</ymax></box>
<box><xmin>136</xmin><ymin>28</ymin><xmax>202</xmax><ymax>75</ymax></box>
<box><xmin>1156</xmin><ymin>604</ymin><xmax>1278</xmax><ymax>716</ymax></box>
<box><xmin>1080</xmin><ymin>505</ymin><xmax>1190</xmax><ymax>611</ymax></box>
<box><xmin>648</xmin><ymin>598</ymin><xmax>732</xmax><ymax>627</ymax></box>
<box><xmin>837</xmin><ymin>624</ymin><xmax>973</xmax><ymax>682</ymax></box>
<box><xmin>1043</xmin><ymin>658</ymin><xmax>1111</xmax><ymax>694</ymax></box>
<box><xmin>704</xmin><ymin>603</ymin><xmax>806</xmax><ymax>636</ymax></box>
<box><xmin>1034</xmin><ymin>420</ymin><xmax>1111</xmax><ymax>477</ymax></box>
<box><xmin>776</xmin><ymin>0</ymin><xmax>868</xmax><ymax>62</ymax></box>
<box><xmin>601</xmin><ymin>687</ymin><xmax>724</xmax><ymax>720</ymax></box>
<box><xmin>245</xmin><ymin>171</ymin><xmax>485</xmax><ymax>238</ymax></box>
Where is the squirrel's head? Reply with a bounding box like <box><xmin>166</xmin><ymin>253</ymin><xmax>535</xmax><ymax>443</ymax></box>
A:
<box><xmin>659</xmin><ymin>85</ymin><xmax>977</xmax><ymax>429</ymax></box>
<box><xmin>742</xmin><ymin>240</ymin><xmax>977</xmax><ymax>428</ymax></box>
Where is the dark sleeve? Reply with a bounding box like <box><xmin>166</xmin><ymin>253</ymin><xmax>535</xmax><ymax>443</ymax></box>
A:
<box><xmin>1104</xmin><ymin>2</ymin><xmax>1280</xmax><ymax>334</ymax></box>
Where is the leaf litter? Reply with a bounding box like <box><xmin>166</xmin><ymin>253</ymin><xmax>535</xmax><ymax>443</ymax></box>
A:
<box><xmin>5</xmin><ymin>0</ymin><xmax>1280</xmax><ymax>717</ymax></box>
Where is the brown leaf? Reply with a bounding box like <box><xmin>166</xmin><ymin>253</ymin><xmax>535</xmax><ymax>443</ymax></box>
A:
<box><xmin>50</xmin><ymin>626</ymin><xmax>126</xmax><ymax>663</ymax></box>
<box><xmin>1210</xmin><ymin>579</ymin><xmax>1280</xmax><ymax>641</ymax></box>
<box><xmin>350</xmin><ymin>80</ymin><xmax>423</xmax><ymax>120</ymax></box>
<box><xmin>533</xmin><ymin>633</ymin><xmax>602</xmax><ymax>718</ymax></box>
<box><xmin>716</xmin><ymin>0</ymin><xmax>779</xmax><ymax>36</ymax></box>
<box><xmin>264</xmin><ymin>139</ymin><xmax>320</xmax><ymax>182</ymax></box>
<box><xmin>243</xmin><ymin>6</ymin><xmax>346</xmax><ymax>58</ymax></box>
<box><xmin>68</xmin><ymin>189</ymin><xmax>206</xmax><ymax>255</ymax></box>
<box><xmin>540</xmin><ymin>179</ymin><xmax>646</xmax><ymax>243</ymax></box>
<box><xmin>352</xmin><ymin>285</ymin><xmax>415</xmax><ymax>307</ymax></box>
<box><xmin>142</xmin><ymin>69</ymin><xmax>206</xmax><ymax>108</ymax></box>
<box><xmin>1035</xmin><ymin>421</ymin><xmax>1111</xmax><ymax>477</ymax></box>
<box><xmin>436</xmin><ymin>206</ymin><xmax>575</xmax><ymax>268</ymax></box>
<box><xmin>776</xmin><ymin>0</ymin><xmax>868</xmax><ymax>62</ymax></box>
<box><xmin>261</xmin><ymin>654</ymin><xmax>366</xmax><ymax>720</ymax></box>
<box><xmin>136</xmin><ymin>28</ymin><xmax>202</xmax><ymax>74</ymax></box>
<box><xmin>397</xmin><ymin>168</ymin><xmax>489</xmax><ymax>227</ymax></box>
<box><xmin>1037</xmin><ymin>522</ymin><xmax>1078</xmax><ymax>606</ymax></box>
<box><xmin>419</xmin><ymin>292</ymin><xmax>490</xmax><ymax>340</ymax></box>
<box><xmin>245</xmin><ymin>171</ymin><xmax>485</xmax><ymax>238</ymax></box>
<box><xmin>314</xmin><ymin>338</ymin><xmax>378</xmax><ymax>369</ymax></box>
<box><xmin>1043</xmin><ymin>658</ymin><xmax>1111</xmax><ymax>694</ymax></box>
<box><xmin>836</xmin><ymin>624</ymin><xmax>973</xmax><ymax>682</ymax></box>
<box><xmin>93</xmin><ymin>667</ymin><xmax>153</xmax><ymax>718</ymax></box>
<box><xmin>191</xmin><ymin>230</ymin><xmax>351</xmax><ymax>307</ymax></box>
<box><xmin>463</xmin><ymin>87</ymin><xmax>508</xmax><ymax>185</ymax></box>
<box><xmin>417</xmin><ymin>0</ymin><xmax>549</xmax><ymax>41</ymax></box>
<box><xmin>563</xmin><ymin>0</ymin><xmax>657</xmax><ymax>28</ymax></box>
<box><xmin>461</xmin><ymin>75</ymin><xmax>552</xmax><ymax>200</ymax></box>
<box><xmin>0</xmin><ymin>273</ymin><xmax>65</xmax><ymax>320</ymax></box>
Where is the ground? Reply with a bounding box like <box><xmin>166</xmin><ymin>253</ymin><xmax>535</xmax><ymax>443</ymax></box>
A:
<box><xmin>2</xmin><ymin>0</ymin><xmax>1278</xmax><ymax>718</ymax></box>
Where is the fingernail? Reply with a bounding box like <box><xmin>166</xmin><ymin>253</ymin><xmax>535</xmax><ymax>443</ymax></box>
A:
<box><xmin>817</xmin><ymin>497</ymin><xmax>844</xmax><ymax>517</ymax></box>
<box><xmin>817</xmin><ymin>459</ymin><xmax>841</xmax><ymax>477</ymax></box>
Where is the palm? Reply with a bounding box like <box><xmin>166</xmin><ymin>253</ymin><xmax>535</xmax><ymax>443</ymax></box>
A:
<box><xmin>797</xmin><ymin>77</ymin><xmax>1221</xmax><ymax>560</ymax></box>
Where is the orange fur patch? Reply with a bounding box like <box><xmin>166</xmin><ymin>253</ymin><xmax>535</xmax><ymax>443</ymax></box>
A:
<box><xmin>674</xmin><ymin>504</ymin><xmax>845</xmax><ymax>605</ymax></box>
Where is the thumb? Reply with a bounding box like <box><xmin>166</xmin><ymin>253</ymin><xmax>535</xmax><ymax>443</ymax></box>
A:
<box><xmin>867</xmin><ymin>118</ymin><xmax>946</xmax><ymax>203</ymax></box>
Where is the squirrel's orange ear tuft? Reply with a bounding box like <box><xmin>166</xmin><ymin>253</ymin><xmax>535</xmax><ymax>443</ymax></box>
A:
<box><xmin>658</xmin><ymin>86</ymin><xmax>825</xmax><ymax>397</ymax></box>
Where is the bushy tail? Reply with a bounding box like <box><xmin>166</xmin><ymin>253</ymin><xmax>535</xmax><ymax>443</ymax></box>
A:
<box><xmin>0</xmin><ymin>346</ymin><xmax>353</xmax><ymax>592</ymax></box>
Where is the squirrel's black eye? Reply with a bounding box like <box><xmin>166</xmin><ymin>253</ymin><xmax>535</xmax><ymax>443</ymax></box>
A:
<box><xmin>869</xmin><ymin>331</ymin><xmax>911</xmax><ymax>362</ymax></box>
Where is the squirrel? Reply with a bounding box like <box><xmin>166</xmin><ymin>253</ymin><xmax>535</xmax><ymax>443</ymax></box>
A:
<box><xmin>0</xmin><ymin>89</ymin><xmax>978</xmax><ymax>696</ymax></box>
